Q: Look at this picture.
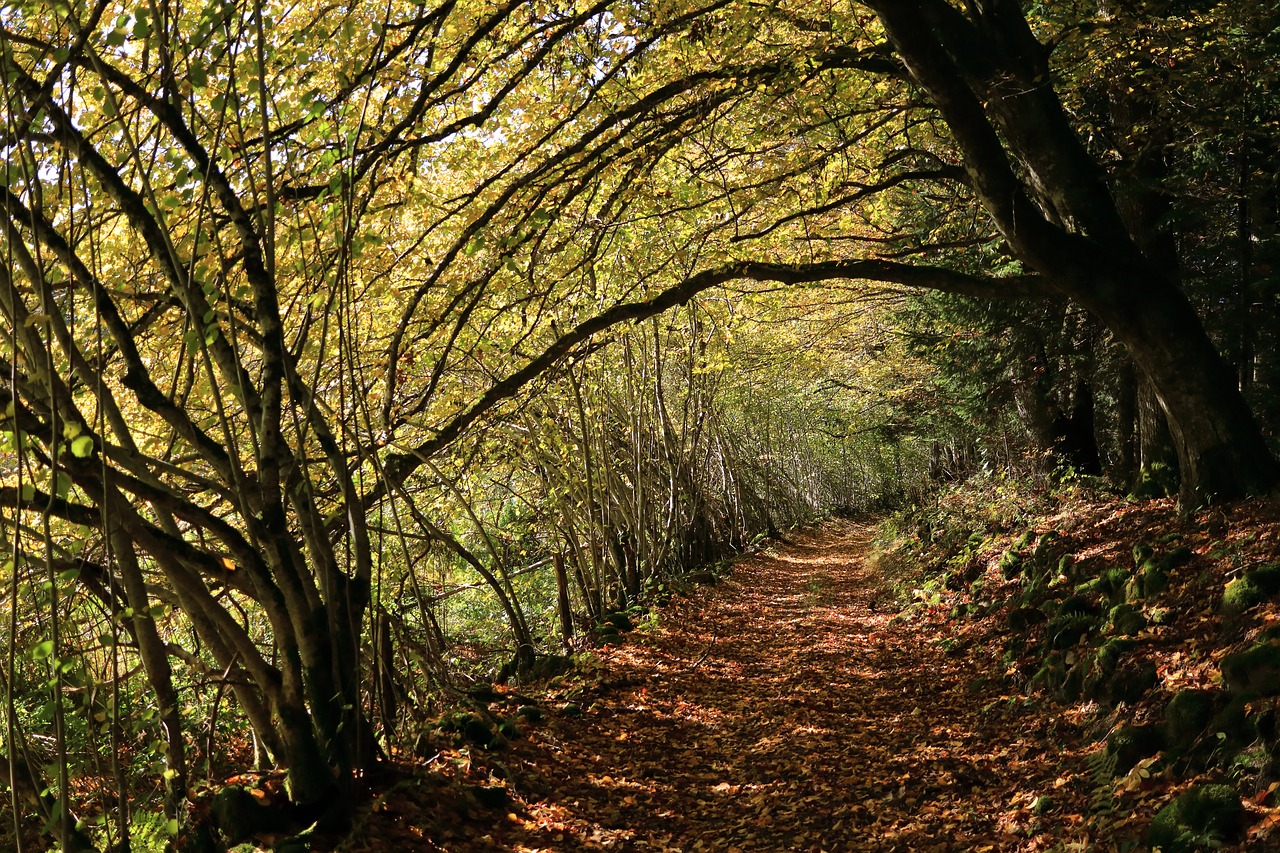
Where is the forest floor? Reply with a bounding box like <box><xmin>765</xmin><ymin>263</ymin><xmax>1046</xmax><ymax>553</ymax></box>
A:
<box><xmin>336</xmin><ymin>521</ymin><xmax>1119</xmax><ymax>852</ymax></box>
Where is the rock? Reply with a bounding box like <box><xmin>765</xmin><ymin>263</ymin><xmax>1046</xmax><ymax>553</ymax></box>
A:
<box><xmin>1106</xmin><ymin>724</ymin><xmax>1165</xmax><ymax>775</ymax></box>
<box><xmin>516</xmin><ymin>704</ymin><xmax>545</xmax><ymax>723</ymax></box>
<box><xmin>211</xmin><ymin>786</ymin><xmax>270</xmax><ymax>846</ymax></box>
<box><xmin>604</xmin><ymin>611</ymin><xmax>635</xmax><ymax>633</ymax></box>
<box><xmin>999</xmin><ymin>550</ymin><xmax>1023</xmax><ymax>579</ymax></box>
<box><xmin>1222</xmin><ymin>563</ymin><xmax>1280</xmax><ymax>615</ymax></box>
<box><xmin>464</xmin><ymin>784</ymin><xmax>511</xmax><ymax>810</ymax></box>
<box><xmin>1221</xmin><ymin>642</ymin><xmax>1280</xmax><ymax>698</ymax></box>
<box><xmin>1104</xmin><ymin>660</ymin><xmax>1158</xmax><ymax>706</ymax></box>
<box><xmin>1007</xmin><ymin>606</ymin><xmax>1047</xmax><ymax>632</ymax></box>
<box><xmin>1147</xmin><ymin>784</ymin><xmax>1244</xmax><ymax>853</ymax></box>
<box><xmin>1161</xmin><ymin>545</ymin><xmax>1194</xmax><ymax>571</ymax></box>
<box><xmin>1163</xmin><ymin>689</ymin><xmax>1217</xmax><ymax>750</ymax></box>
<box><xmin>1107</xmin><ymin>603</ymin><xmax>1147</xmax><ymax>636</ymax></box>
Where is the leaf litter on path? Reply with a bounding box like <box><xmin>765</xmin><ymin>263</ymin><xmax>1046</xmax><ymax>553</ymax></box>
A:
<box><xmin>348</xmin><ymin>521</ymin><xmax>1106</xmax><ymax>852</ymax></box>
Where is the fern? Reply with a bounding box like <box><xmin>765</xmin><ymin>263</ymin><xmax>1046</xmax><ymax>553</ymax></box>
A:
<box><xmin>1086</xmin><ymin>748</ymin><xmax>1119</xmax><ymax>815</ymax></box>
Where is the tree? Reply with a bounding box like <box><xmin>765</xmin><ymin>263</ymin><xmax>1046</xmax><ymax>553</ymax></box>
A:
<box><xmin>1</xmin><ymin>0</ymin><xmax>1277</xmax><ymax>842</ymax></box>
<box><xmin>856</xmin><ymin>0</ymin><xmax>1275</xmax><ymax>503</ymax></box>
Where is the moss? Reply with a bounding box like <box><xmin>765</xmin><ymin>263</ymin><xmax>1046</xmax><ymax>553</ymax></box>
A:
<box><xmin>1107</xmin><ymin>603</ymin><xmax>1147</xmax><ymax>636</ymax></box>
<box><xmin>1076</xmin><ymin>567</ymin><xmax>1128</xmax><ymax>604</ymax></box>
<box><xmin>1147</xmin><ymin>784</ymin><xmax>1244</xmax><ymax>853</ymax></box>
<box><xmin>1094</xmin><ymin>660</ymin><xmax>1158</xmax><ymax>707</ymax></box>
<box><xmin>999</xmin><ymin>550</ymin><xmax>1024</xmax><ymax>579</ymax></box>
<box><xmin>1013</xmin><ymin>529</ymin><xmax>1037</xmax><ymax>550</ymax></box>
<box><xmin>1210</xmin><ymin>697</ymin><xmax>1259</xmax><ymax>753</ymax></box>
<box><xmin>1161</xmin><ymin>545</ymin><xmax>1194</xmax><ymax>571</ymax></box>
<box><xmin>1163</xmin><ymin>689</ymin><xmax>1217</xmax><ymax>750</ymax></box>
<box><xmin>1221</xmin><ymin>641</ymin><xmax>1280</xmax><ymax>698</ymax></box>
<box><xmin>1140</xmin><ymin>558</ymin><xmax>1169</xmax><ymax>597</ymax></box>
<box><xmin>1222</xmin><ymin>563</ymin><xmax>1280</xmax><ymax>615</ymax></box>
<box><xmin>1094</xmin><ymin>637</ymin><xmax>1137</xmax><ymax>672</ymax></box>
<box><xmin>1059</xmin><ymin>595</ymin><xmax>1100</xmax><ymax>617</ymax></box>
<box><xmin>1106</xmin><ymin>724</ymin><xmax>1165</xmax><ymax>775</ymax></box>
<box><xmin>1030</xmin><ymin>652</ymin><xmax>1067</xmax><ymax>693</ymax></box>
<box><xmin>1132</xmin><ymin>542</ymin><xmax>1156</xmax><ymax>566</ymax></box>
<box><xmin>1007</xmin><ymin>606</ymin><xmax>1046</xmax><ymax>632</ymax></box>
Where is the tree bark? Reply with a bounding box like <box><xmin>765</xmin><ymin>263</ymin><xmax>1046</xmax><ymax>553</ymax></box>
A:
<box><xmin>866</xmin><ymin>0</ymin><xmax>1277</xmax><ymax>504</ymax></box>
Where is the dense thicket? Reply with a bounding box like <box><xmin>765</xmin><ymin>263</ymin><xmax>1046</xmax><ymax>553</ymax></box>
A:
<box><xmin>0</xmin><ymin>0</ymin><xmax>1276</xmax><ymax>849</ymax></box>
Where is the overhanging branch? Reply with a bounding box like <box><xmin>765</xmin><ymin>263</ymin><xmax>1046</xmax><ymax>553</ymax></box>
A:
<box><xmin>357</xmin><ymin>257</ymin><xmax>1041</xmax><ymax>518</ymax></box>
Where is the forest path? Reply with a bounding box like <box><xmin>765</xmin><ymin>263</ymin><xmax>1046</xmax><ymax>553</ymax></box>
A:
<box><xmin>377</xmin><ymin>521</ymin><xmax>1096</xmax><ymax>852</ymax></box>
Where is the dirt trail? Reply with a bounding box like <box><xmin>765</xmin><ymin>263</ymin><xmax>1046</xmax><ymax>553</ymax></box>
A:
<box><xmin>404</xmin><ymin>521</ymin><xmax>1096</xmax><ymax>851</ymax></box>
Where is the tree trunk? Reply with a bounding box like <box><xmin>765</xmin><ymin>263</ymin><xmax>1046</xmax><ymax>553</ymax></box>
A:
<box><xmin>868</xmin><ymin>0</ymin><xmax>1278</xmax><ymax>504</ymax></box>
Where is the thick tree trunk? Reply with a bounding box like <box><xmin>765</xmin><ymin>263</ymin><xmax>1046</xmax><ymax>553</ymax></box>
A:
<box><xmin>1071</xmin><ymin>265</ymin><xmax>1274</xmax><ymax>503</ymax></box>
<box><xmin>869</xmin><ymin>0</ymin><xmax>1279</xmax><ymax>504</ymax></box>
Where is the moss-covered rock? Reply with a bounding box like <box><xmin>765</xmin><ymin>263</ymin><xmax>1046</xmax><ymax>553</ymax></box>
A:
<box><xmin>1107</xmin><ymin>603</ymin><xmax>1147</xmax><ymax>636</ymax></box>
<box><xmin>999</xmin><ymin>550</ymin><xmax>1024</xmax><ymax>579</ymax></box>
<box><xmin>1007</xmin><ymin>606</ymin><xmax>1047</xmax><ymax>632</ymax></box>
<box><xmin>1106</xmin><ymin>724</ymin><xmax>1165</xmax><ymax>775</ymax></box>
<box><xmin>603</xmin><ymin>611</ymin><xmax>635</xmax><ymax>632</ymax></box>
<box><xmin>1161</xmin><ymin>545</ymin><xmax>1194</xmax><ymax>571</ymax></box>
<box><xmin>1146</xmin><ymin>784</ymin><xmax>1244</xmax><ymax>853</ymax></box>
<box><xmin>1222</xmin><ymin>563</ymin><xmax>1280</xmax><ymax>615</ymax></box>
<box><xmin>1221</xmin><ymin>642</ymin><xmax>1280</xmax><ymax>698</ymax></box>
<box><xmin>1030</xmin><ymin>652</ymin><xmax>1068</xmax><ymax>694</ymax></box>
<box><xmin>1058</xmin><ymin>594</ymin><xmax>1101</xmax><ymax>617</ymax></box>
<box><xmin>1139</xmin><ymin>558</ymin><xmax>1169</xmax><ymax>597</ymax></box>
<box><xmin>1163</xmin><ymin>690</ymin><xmax>1217</xmax><ymax>750</ymax></box>
<box><xmin>1211</xmin><ymin>697</ymin><xmax>1260</xmax><ymax>752</ymax></box>
<box><xmin>1085</xmin><ymin>567</ymin><xmax>1130</xmax><ymax>604</ymax></box>
<box><xmin>1091</xmin><ymin>659</ymin><xmax>1158</xmax><ymax>707</ymax></box>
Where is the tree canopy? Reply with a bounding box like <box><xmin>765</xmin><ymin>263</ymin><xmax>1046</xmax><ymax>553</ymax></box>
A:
<box><xmin>0</xmin><ymin>0</ymin><xmax>1277</xmax><ymax>847</ymax></box>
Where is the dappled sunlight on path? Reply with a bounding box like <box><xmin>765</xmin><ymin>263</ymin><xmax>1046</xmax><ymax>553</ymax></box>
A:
<box><xmin>370</xmin><ymin>521</ymin><xmax>1094</xmax><ymax>852</ymax></box>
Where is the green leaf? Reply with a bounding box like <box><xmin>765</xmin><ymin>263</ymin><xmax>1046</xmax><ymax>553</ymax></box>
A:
<box><xmin>31</xmin><ymin>639</ymin><xmax>54</xmax><ymax>661</ymax></box>
<box><xmin>70</xmin><ymin>435</ymin><xmax>94</xmax><ymax>458</ymax></box>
